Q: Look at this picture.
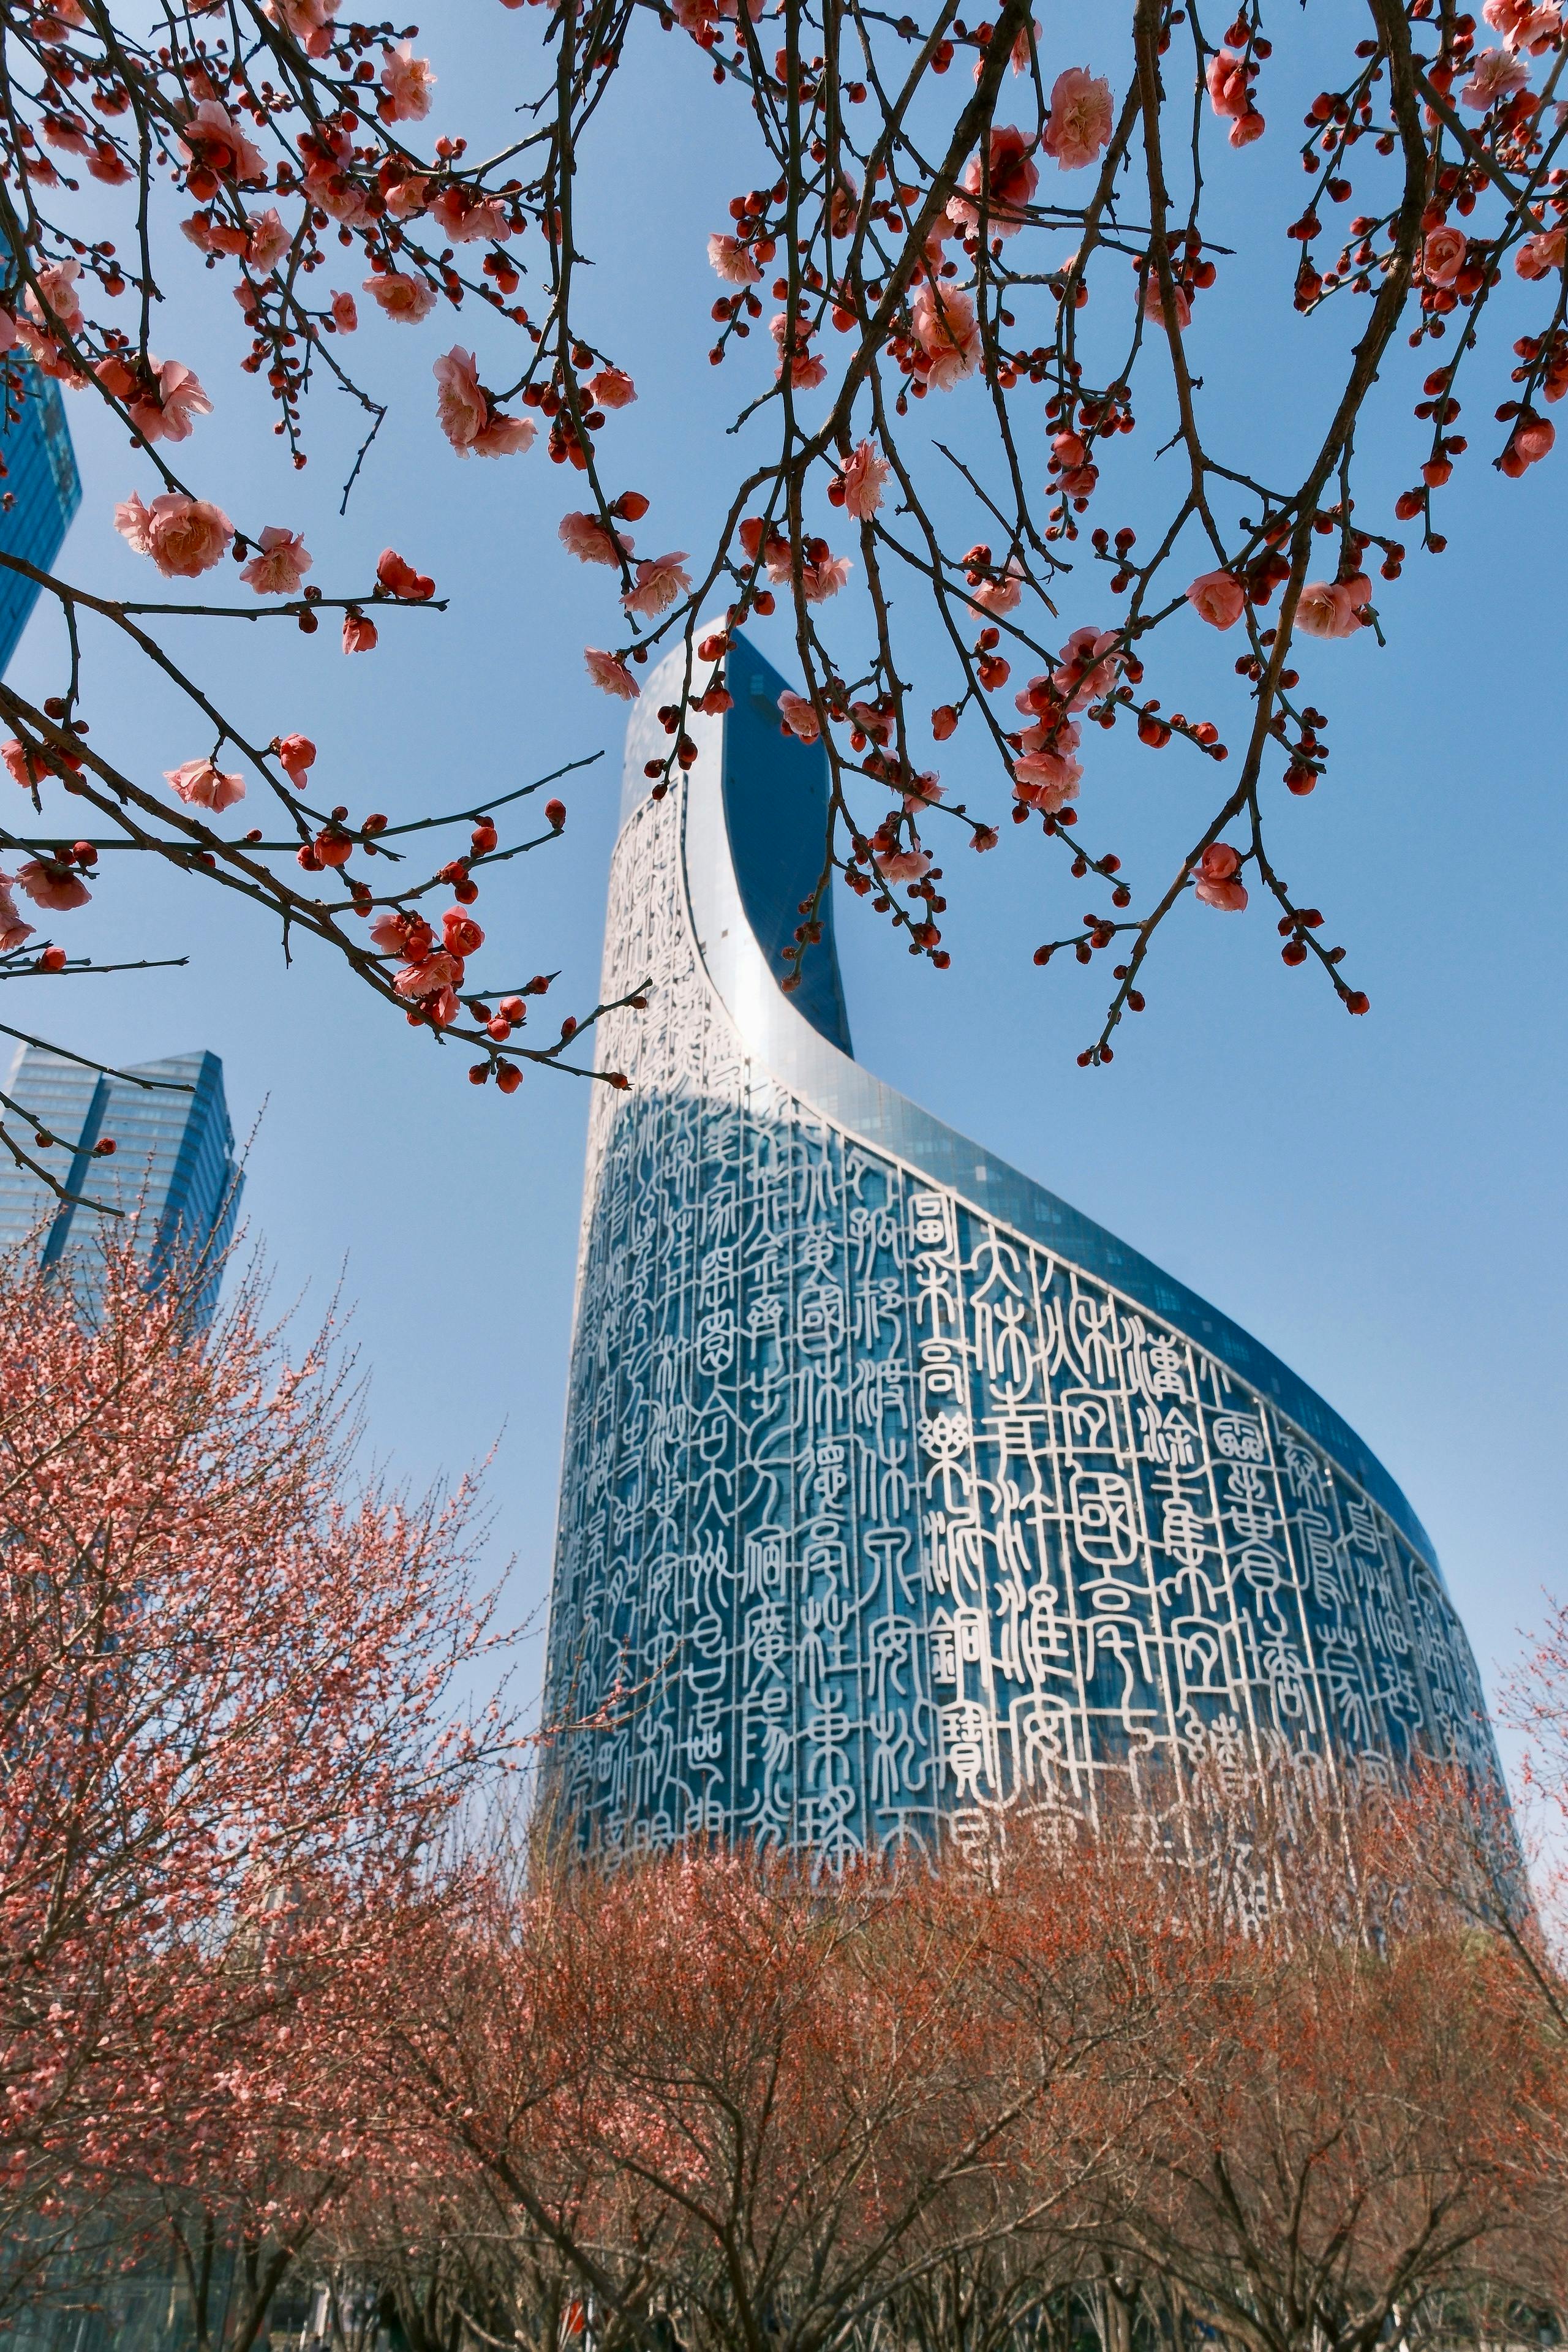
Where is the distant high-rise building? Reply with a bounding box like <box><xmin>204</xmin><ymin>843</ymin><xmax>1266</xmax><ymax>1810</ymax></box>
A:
<box><xmin>543</xmin><ymin>633</ymin><xmax>1501</xmax><ymax>1863</ymax></box>
<box><xmin>0</xmin><ymin>1044</ymin><xmax>242</xmax><ymax>1317</ymax></box>
<box><xmin>0</xmin><ymin>370</ymin><xmax>81</xmax><ymax>674</ymax></box>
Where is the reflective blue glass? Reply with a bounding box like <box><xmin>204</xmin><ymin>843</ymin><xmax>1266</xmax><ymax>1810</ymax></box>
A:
<box><xmin>0</xmin><ymin>369</ymin><xmax>80</xmax><ymax>676</ymax></box>
<box><xmin>0</xmin><ymin>1043</ymin><xmax>242</xmax><ymax>1323</ymax></box>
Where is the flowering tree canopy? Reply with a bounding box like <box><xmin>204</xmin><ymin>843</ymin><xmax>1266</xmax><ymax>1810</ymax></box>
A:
<box><xmin>0</xmin><ymin>1239</ymin><xmax>514</xmax><ymax>2332</ymax></box>
<box><xmin>0</xmin><ymin>0</ymin><xmax>1561</xmax><ymax>1182</ymax></box>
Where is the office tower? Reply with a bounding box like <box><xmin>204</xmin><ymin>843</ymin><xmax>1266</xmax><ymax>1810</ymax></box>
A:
<box><xmin>544</xmin><ymin>634</ymin><xmax>1499</xmax><ymax>1861</ymax></box>
<box><xmin>0</xmin><ymin>370</ymin><xmax>81</xmax><ymax>674</ymax></box>
<box><xmin>0</xmin><ymin>1043</ymin><xmax>242</xmax><ymax>1317</ymax></box>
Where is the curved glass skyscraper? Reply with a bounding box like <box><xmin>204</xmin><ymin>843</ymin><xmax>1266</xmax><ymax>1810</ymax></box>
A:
<box><xmin>545</xmin><ymin>634</ymin><xmax>1498</xmax><ymax>1861</ymax></box>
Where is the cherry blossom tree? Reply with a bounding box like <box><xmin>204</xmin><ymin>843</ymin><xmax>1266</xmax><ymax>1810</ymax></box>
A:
<box><xmin>1094</xmin><ymin>1798</ymin><xmax>1568</xmax><ymax>2352</ymax></box>
<box><xmin>2</xmin><ymin>0</ymin><xmax>1562</xmax><ymax>1180</ymax></box>
<box><xmin>298</xmin><ymin>1777</ymin><xmax>1568</xmax><ymax>2352</ymax></box>
<box><xmin>345</xmin><ymin>1823</ymin><xmax>1217</xmax><ymax>2352</ymax></box>
<box><xmin>0</xmin><ymin>1234</ymin><xmax>516</xmax><ymax>2340</ymax></box>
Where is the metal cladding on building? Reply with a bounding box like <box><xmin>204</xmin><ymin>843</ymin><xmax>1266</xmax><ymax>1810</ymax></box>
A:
<box><xmin>544</xmin><ymin>633</ymin><xmax>1500</xmax><ymax>1862</ymax></box>
<box><xmin>0</xmin><ymin>1043</ymin><xmax>243</xmax><ymax>1322</ymax></box>
<box><xmin>0</xmin><ymin>371</ymin><xmax>81</xmax><ymax>676</ymax></box>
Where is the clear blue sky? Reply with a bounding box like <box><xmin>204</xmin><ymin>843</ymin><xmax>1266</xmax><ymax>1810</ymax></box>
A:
<box><xmin>9</xmin><ymin>4</ymin><xmax>1564</xmax><ymax>1746</ymax></box>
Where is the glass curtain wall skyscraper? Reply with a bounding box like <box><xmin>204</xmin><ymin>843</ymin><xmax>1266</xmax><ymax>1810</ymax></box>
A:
<box><xmin>543</xmin><ymin>634</ymin><xmax>1501</xmax><ymax>1864</ymax></box>
<box><xmin>0</xmin><ymin>368</ymin><xmax>81</xmax><ymax>674</ymax></box>
<box><xmin>0</xmin><ymin>1043</ymin><xmax>243</xmax><ymax>1318</ymax></box>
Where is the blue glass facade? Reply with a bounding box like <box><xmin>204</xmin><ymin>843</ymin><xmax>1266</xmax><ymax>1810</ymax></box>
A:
<box><xmin>544</xmin><ymin>635</ymin><xmax>1501</xmax><ymax>1862</ymax></box>
<box><xmin>0</xmin><ymin>1042</ymin><xmax>242</xmax><ymax>1320</ymax></box>
<box><xmin>0</xmin><ymin>368</ymin><xmax>81</xmax><ymax>674</ymax></box>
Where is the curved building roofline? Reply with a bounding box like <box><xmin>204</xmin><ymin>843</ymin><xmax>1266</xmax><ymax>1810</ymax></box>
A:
<box><xmin>621</xmin><ymin>629</ymin><xmax>1441</xmax><ymax>1578</ymax></box>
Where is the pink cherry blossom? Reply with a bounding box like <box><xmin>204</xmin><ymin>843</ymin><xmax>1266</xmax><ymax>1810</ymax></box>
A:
<box><xmin>247</xmin><ymin>208</ymin><xmax>292</xmax><ymax>273</ymax></box>
<box><xmin>911</xmin><ymin>283</ymin><xmax>981</xmax><ymax>388</ymax></box>
<box><xmin>1516</xmin><ymin>227</ymin><xmax>1567</xmax><ymax>277</ymax></box>
<box><xmin>369</xmin><ymin>909</ymin><xmax>410</xmax><ymax>952</ymax></box>
<box><xmin>1229</xmin><ymin>107</ymin><xmax>1266</xmax><ymax>148</ymax></box>
<box><xmin>1142</xmin><ymin>273</ymin><xmax>1192</xmax><ymax>330</ymax></box>
<box><xmin>1205</xmin><ymin>50</ymin><xmax>1251</xmax><ymax>118</ymax></box>
<box><xmin>202</xmin><ymin>217</ymin><xmax>251</xmax><ymax>257</ymax></box>
<box><xmin>1516</xmin><ymin>4</ymin><xmax>1561</xmax><ymax>50</ymax></box>
<box><xmin>364</xmin><ymin>271</ymin><xmax>438</xmax><ymax>323</ymax></box>
<box><xmin>0</xmin><ymin>312</ymin><xmax>18</xmax><ymax>355</ymax></box>
<box><xmin>113</xmin><ymin>492</ymin><xmax>154</xmax><ymax>555</ymax></box>
<box><xmin>1054</xmin><ymin>625</ymin><xmax>1121</xmax><ymax>710</ymax></box>
<box><xmin>377</xmin><ymin>548</ymin><xmax>435</xmax><ymax>599</ymax></box>
<box><xmin>1460</xmin><ymin>46</ymin><xmax>1531</xmax><ymax>106</ymax></box>
<box><xmin>1296</xmin><ymin>576</ymin><xmax>1368</xmax><ymax>638</ymax></box>
<box><xmin>709</xmin><ymin>233</ymin><xmax>763</xmax><ymax>286</ymax></box>
<box><xmin>802</xmin><ymin>551</ymin><xmax>852</xmax><ymax>601</ymax></box>
<box><xmin>276</xmin><ymin>733</ymin><xmax>316</xmax><ymax>783</ymax></box>
<box><xmin>28</xmin><ymin>260</ymin><xmax>83</xmax><ymax>334</ymax></box>
<box><xmin>115</xmin><ymin>491</ymin><xmax>234</xmax><ymax>578</ymax></box>
<box><xmin>434</xmin><ymin>347</ymin><xmax>537</xmax><ymax>456</ymax></box>
<box><xmin>1423</xmin><ymin>225</ymin><xmax>1468</xmax><ymax>286</ymax></box>
<box><xmin>584</xmin><ymin>648</ymin><xmax>639</xmax><ymax>699</ymax></box>
<box><xmin>40</xmin><ymin>114</ymin><xmax>92</xmax><ymax>156</ymax></box>
<box><xmin>178</xmin><ymin>98</ymin><xmax>265</xmax><ymax>182</ymax></box>
<box><xmin>1019</xmin><ymin>715</ymin><xmax>1082</xmax><ymax>766</ymax></box>
<box><xmin>1483</xmin><ymin>0</ymin><xmax>1561</xmax><ymax>47</ymax></box>
<box><xmin>777</xmin><ymin>691</ymin><xmax>820</xmax><ymax>744</ymax></box>
<box><xmin>1042</xmin><ymin>68</ymin><xmax>1114</xmax><ymax>168</ymax></box>
<box><xmin>394</xmin><ymin>948</ymin><xmax>463</xmax><ymax>1000</ymax></box>
<box><xmin>560</xmin><ymin>511</ymin><xmax>632</xmax><ymax>565</ymax></box>
<box><xmin>384</xmin><ymin>175</ymin><xmax>429</xmax><ymax>221</ymax></box>
<box><xmin>622</xmin><ymin>553</ymin><xmax>691</xmax><ymax>619</ymax></box>
<box><xmin>1193</xmin><ymin>842</ymin><xmax>1247</xmax><ymax>910</ymax></box>
<box><xmin>972</xmin><ymin>557</ymin><xmax>1024</xmax><ymax>616</ymax></box>
<box><xmin>266</xmin><ymin>0</ymin><xmax>338</xmax><ymax>55</ymax></box>
<box><xmin>473</xmin><ymin>412</ymin><xmax>536</xmax><ymax>458</ymax></box>
<box><xmin>240</xmin><ymin>526</ymin><xmax>312</xmax><ymax>595</ymax></box>
<box><xmin>0</xmin><ymin>873</ymin><xmax>34</xmax><ymax>954</ymax></box>
<box><xmin>1186</xmin><ymin>569</ymin><xmax>1246</xmax><ymax>630</ymax></box>
<box><xmin>379</xmin><ymin>40</ymin><xmax>435</xmax><ymax>121</ymax></box>
<box><xmin>13</xmin><ymin>313</ymin><xmax>88</xmax><ymax>385</ymax></box>
<box><xmin>3</xmin><ymin>739</ymin><xmax>42</xmax><ymax>789</ymax></box>
<box><xmin>309</xmin><ymin>167</ymin><xmax>374</xmax><ymax>230</ymax></box>
<box><xmin>1513</xmin><ymin>415</ymin><xmax>1556</xmax><ymax>464</ymax></box>
<box><xmin>1010</xmin><ymin>16</ymin><xmax>1040</xmax><ymax>71</ymax></box>
<box><xmin>127</xmin><ymin>358</ymin><xmax>212</xmax><ymax>445</ymax></box>
<box><xmin>431</xmin><ymin>187</ymin><xmax>513</xmax><ymax>244</ymax></box>
<box><xmin>590</xmin><ymin>368</ymin><xmax>636</xmax><ymax>409</ymax></box>
<box><xmin>331</xmin><ymin>291</ymin><xmax>358</xmax><ymax>331</ymax></box>
<box><xmin>948</xmin><ymin>126</ymin><xmax>1039</xmax><ymax>237</ymax></box>
<box><xmin>1013</xmin><ymin>749</ymin><xmax>1082</xmax><ymax>812</ymax></box>
<box><xmin>343</xmin><ymin>612</ymin><xmax>379</xmax><ymax>653</ymax></box>
<box><xmin>878</xmin><ymin>846</ymin><xmax>931</xmax><ymax>884</ymax></box>
<box><xmin>770</xmin><ymin>315</ymin><xmax>828</xmax><ymax>390</ymax></box>
<box><xmin>15</xmin><ymin>859</ymin><xmax>90</xmax><ymax>911</ymax></box>
<box><xmin>840</xmin><ymin>440</ymin><xmax>891</xmax><ymax>521</ymax></box>
<box><xmin>165</xmin><ymin>756</ymin><xmax>246</xmax><ymax>810</ymax></box>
